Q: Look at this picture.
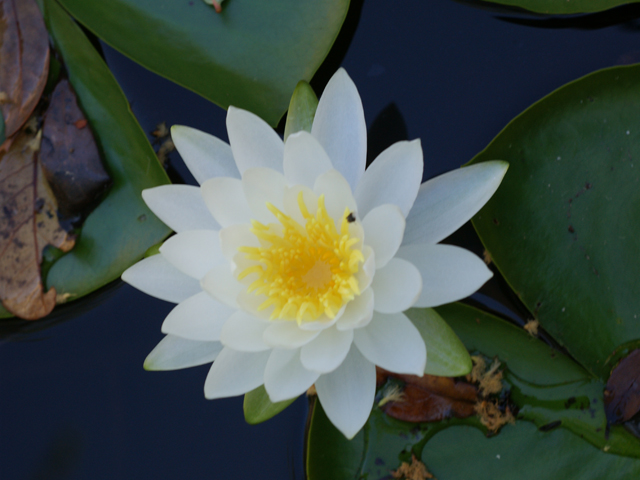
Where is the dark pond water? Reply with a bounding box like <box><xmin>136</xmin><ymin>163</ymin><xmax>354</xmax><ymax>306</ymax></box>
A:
<box><xmin>2</xmin><ymin>0</ymin><xmax>640</xmax><ymax>478</ymax></box>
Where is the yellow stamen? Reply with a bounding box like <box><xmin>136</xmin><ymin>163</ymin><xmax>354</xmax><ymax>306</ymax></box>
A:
<box><xmin>238</xmin><ymin>191</ymin><xmax>364</xmax><ymax>324</ymax></box>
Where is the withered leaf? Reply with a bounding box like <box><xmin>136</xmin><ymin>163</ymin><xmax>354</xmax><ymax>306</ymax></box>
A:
<box><xmin>377</xmin><ymin>368</ymin><xmax>478</xmax><ymax>423</ymax></box>
<box><xmin>41</xmin><ymin>80</ymin><xmax>111</xmax><ymax>221</ymax></box>
<box><xmin>0</xmin><ymin>0</ymin><xmax>50</xmax><ymax>139</ymax></box>
<box><xmin>0</xmin><ymin>129</ymin><xmax>75</xmax><ymax>320</ymax></box>
<box><xmin>604</xmin><ymin>349</ymin><xmax>640</xmax><ymax>424</ymax></box>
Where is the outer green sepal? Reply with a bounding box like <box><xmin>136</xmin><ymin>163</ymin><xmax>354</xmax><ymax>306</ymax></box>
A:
<box><xmin>283</xmin><ymin>81</ymin><xmax>318</xmax><ymax>142</ymax></box>
<box><xmin>405</xmin><ymin>307</ymin><xmax>472</xmax><ymax>377</ymax></box>
<box><xmin>243</xmin><ymin>385</ymin><xmax>297</xmax><ymax>424</ymax></box>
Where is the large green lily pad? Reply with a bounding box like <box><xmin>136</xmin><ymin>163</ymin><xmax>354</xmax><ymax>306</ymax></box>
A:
<box><xmin>465</xmin><ymin>0</ymin><xmax>639</xmax><ymax>15</ymax></box>
<box><xmin>0</xmin><ymin>0</ymin><xmax>171</xmax><ymax>319</ymax></box>
<box><xmin>469</xmin><ymin>64</ymin><xmax>640</xmax><ymax>380</ymax></box>
<box><xmin>306</xmin><ymin>304</ymin><xmax>640</xmax><ymax>479</ymax></box>
<box><xmin>55</xmin><ymin>0</ymin><xmax>350</xmax><ymax>127</ymax></box>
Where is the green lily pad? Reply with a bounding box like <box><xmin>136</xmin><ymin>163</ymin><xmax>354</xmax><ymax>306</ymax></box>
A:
<box><xmin>55</xmin><ymin>0</ymin><xmax>349</xmax><ymax>127</ymax></box>
<box><xmin>0</xmin><ymin>0</ymin><xmax>171</xmax><ymax>319</ymax></box>
<box><xmin>469</xmin><ymin>0</ymin><xmax>638</xmax><ymax>15</ymax></box>
<box><xmin>469</xmin><ymin>64</ymin><xmax>640</xmax><ymax>380</ymax></box>
<box><xmin>306</xmin><ymin>303</ymin><xmax>640</xmax><ymax>479</ymax></box>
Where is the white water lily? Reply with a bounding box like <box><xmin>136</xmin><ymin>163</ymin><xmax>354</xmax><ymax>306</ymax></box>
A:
<box><xmin>122</xmin><ymin>68</ymin><xmax>507</xmax><ymax>439</ymax></box>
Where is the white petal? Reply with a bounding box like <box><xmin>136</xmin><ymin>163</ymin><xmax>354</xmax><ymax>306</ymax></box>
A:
<box><xmin>159</xmin><ymin>230</ymin><xmax>223</xmax><ymax>280</ymax></box>
<box><xmin>283</xmin><ymin>185</ymin><xmax>318</xmax><ymax>225</ymax></box>
<box><xmin>171</xmin><ymin>125</ymin><xmax>240</xmax><ymax>183</ymax></box>
<box><xmin>311</xmin><ymin>69</ymin><xmax>366</xmax><ymax>192</ymax></box>
<box><xmin>264</xmin><ymin>349</ymin><xmax>320</xmax><ymax>402</ymax></box>
<box><xmin>226</xmin><ymin>106</ymin><xmax>284</xmax><ymax>174</ymax></box>
<box><xmin>200</xmin><ymin>264</ymin><xmax>245</xmax><ymax>309</ymax></box>
<box><xmin>142</xmin><ymin>185</ymin><xmax>219</xmax><ymax>233</ymax></box>
<box><xmin>162</xmin><ymin>291</ymin><xmax>235</xmax><ymax>341</ymax></box>
<box><xmin>283</xmin><ymin>131</ymin><xmax>333</xmax><ymax>188</ymax></box>
<box><xmin>314</xmin><ymin>169</ymin><xmax>357</xmax><ymax>224</ymax></box>
<box><xmin>336</xmin><ymin>288</ymin><xmax>374</xmax><ymax>331</ymax></box>
<box><xmin>263</xmin><ymin>321</ymin><xmax>320</xmax><ymax>349</ymax></box>
<box><xmin>396</xmin><ymin>243</ymin><xmax>493</xmax><ymax>307</ymax></box>
<box><xmin>144</xmin><ymin>335</ymin><xmax>223</xmax><ymax>371</ymax></box>
<box><xmin>219</xmin><ymin>224</ymin><xmax>259</xmax><ymax>262</ymax></box>
<box><xmin>296</xmin><ymin>308</ymin><xmax>343</xmax><ymax>332</ymax></box>
<box><xmin>201</xmin><ymin>177</ymin><xmax>254</xmax><ymax>228</ymax></box>
<box><xmin>355</xmin><ymin>246</ymin><xmax>376</xmax><ymax>292</ymax></box>
<box><xmin>361</xmin><ymin>204</ymin><xmax>405</xmax><ymax>269</ymax></box>
<box><xmin>403</xmin><ymin>161</ymin><xmax>509</xmax><ymax>245</ymax></box>
<box><xmin>242</xmin><ymin>168</ymin><xmax>287</xmax><ymax>223</ymax></box>
<box><xmin>236</xmin><ymin>289</ymin><xmax>274</xmax><ymax>321</ymax></box>
<box><xmin>204</xmin><ymin>348</ymin><xmax>270</xmax><ymax>399</ymax></box>
<box><xmin>353</xmin><ymin>312</ymin><xmax>426</xmax><ymax>375</ymax></box>
<box><xmin>315</xmin><ymin>345</ymin><xmax>375</xmax><ymax>439</ymax></box>
<box><xmin>371</xmin><ymin>258</ymin><xmax>422</xmax><ymax>313</ymax></box>
<box><xmin>122</xmin><ymin>255</ymin><xmax>201</xmax><ymax>303</ymax></box>
<box><xmin>355</xmin><ymin>139</ymin><xmax>423</xmax><ymax>218</ymax></box>
<box><xmin>300</xmin><ymin>326</ymin><xmax>353</xmax><ymax>374</ymax></box>
<box><xmin>220</xmin><ymin>311</ymin><xmax>270</xmax><ymax>352</ymax></box>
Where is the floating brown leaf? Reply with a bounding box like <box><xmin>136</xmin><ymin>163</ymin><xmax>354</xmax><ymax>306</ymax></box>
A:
<box><xmin>40</xmin><ymin>80</ymin><xmax>111</xmax><ymax>221</ymax></box>
<box><xmin>0</xmin><ymin>130</ymin><xmax>75</xmax><ymax>319</ymax></box>
<box><xmin>604</xmin><ymin>349</ymin><xmax>640</xmax><ymax>424</ymax></box>
<box><xmin>377</xmin><ymin>368</ymin><xmax>478</xmax><ymax>423</ymax></box>
<box><xmin>0</xmin><ymin>0</ymin><xmax>50</xmax><ymax>139</ymax></box>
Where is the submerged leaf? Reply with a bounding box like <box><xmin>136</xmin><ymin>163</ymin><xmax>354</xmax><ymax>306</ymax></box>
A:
<box><xmin>605</xmin><ymin>350</ymin><xmax>640</xmax><ymax>425</ymax></box>
<box><xmin>0</xmin><ymin>0</ymin><xmax>49</xmax><ymax>138</ymax></box>
<box><xmin>40</xmin><ymin>79</ymin><xmax>112</xmax><ymax>222</ymax></box>
<box><xmin>0</xmin><ymin>130</ymin><xmax>75</xmax><ymax>319</ymax></box>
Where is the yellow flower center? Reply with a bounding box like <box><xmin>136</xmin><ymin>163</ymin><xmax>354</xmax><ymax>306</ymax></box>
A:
<box><xmin>237</xmin><ymin>192</ymin><xmax>364</xmax><ymax>324</ymax></box>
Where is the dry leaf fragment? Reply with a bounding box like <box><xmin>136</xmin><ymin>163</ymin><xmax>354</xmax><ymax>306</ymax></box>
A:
<box><xmin>40</xmin><ymin>80</ymin><xmax>111</xmax><ymax>221</ymax></box>
<box><xmin>604</xmin><ymin>349</ymin><xmax>640</xmax><ymax>425</ymax></box>
<box><xmin>377</xmin><ymin>368</ymin><xmax>478</xmax><ymax>422</ymax></box>
<box><xmin>0</xmin><ymin>130</ymin><xmax>75</xmax><ymax>319</ymax></box>
<box><xmin>469</xmin><ymin>356</ymin><xmax>504</xmax><ymax>396</ymax></box>
<box><xmin>0</xmin><ymin>0</ymin><xmax>49</xmax><ymax>138</ymax></box>
<box><xmin>524</xmin><ymin>319</ymin><xmax>539</xmax><ymax>336</ymax></box>
<box><xmin>391</xmin><ymin>454</ymin><xmax>434</xmax><ymax>480</ymax></box>
<box><xmin>483</xmin><ymin>249</ymin><xmax>492</xmax><ymax>265</ymax></box>
<box><xmin>475</xmin><ymin>399</ymin><xmax>516</xmax><ymax>432</ymax></box>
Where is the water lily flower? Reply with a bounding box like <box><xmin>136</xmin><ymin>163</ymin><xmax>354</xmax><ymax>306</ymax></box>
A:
<box><xmin>122</xmin><ymin>68</ymin><xmax>507</xmax><ymax>439</ymax></box>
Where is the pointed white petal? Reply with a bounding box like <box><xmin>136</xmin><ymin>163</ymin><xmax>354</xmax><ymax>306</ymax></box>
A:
<box><xmin>236</xmin><ymin>289</ymin><xmax>274</xmax><ymax>321</ymax></box>
<box><xmin>161</xmin><ymin>291</ymin><xmax>235</xmax><ymax>341</ymax></box>
<box><xmin>361</xmin><ymin>204</ymin><xmax>405</xmax><ymax>269</ymax></box>
<box><xmin>263</xmin><ymin>322</ymin><xmax>320</xmax><ymax>349</ymax></box>
<box><xmin>144</xmin><ymin>335</ymin><xmax>223</xmax><ymax>371</ymax></box>
<box><xmin>300</xmin><ymin>326</ymin><xmax>353</xmax><ymax>374</ymax></box>
<box><xmin>336</xmin><ymin>288</ymin><xmax>374</xmax><ymax>331</ymax></box>
<box><xmin>396</xmin><ymin>243</ymin><xmax>492</xmax><ymax>307</ymax></box>
<box><xmin>283</xmin><ymin>131</ymin><xmax>333</xmax><ymax>188</ymax></box>
<box><xmin>204</xmin><ymin>348</ymin><xmax>270</xmax><ymax>399</ymax></box>
<box><xmin>355</xmin><ymin>246</ymin><xmax>375</xmax><ymax>292</ymax></box>
<box><xmin>122</xmin><ymin>255</ymin><xmax>201</xmax><ymax>303</ymax></box>
<box><xmin>242</xmin><ymin>168</ymin><xmax>288</xmax><ymax>223</ymax></box>
<box><xmin>219</xmin><ymin>224</ymin><xmax>259</xmax><ymax>262</ymax></box>
<box><xmin>201</xmin><ymin>177</ymin><xmax>253</xmax><ymax>228</ymax></box>
<box><xmin>220</xmin><ymin>311</ymin><xmax>270</xmax><ymax>352</ymax></box>
<box><xmin>403</xmin><ymin>161</ymin><xmax>509</xmax><ymax>245</ymax></box>
<box><xmin>200</xmin><ymin>264</ymin><xmax>244</xmax><ymax>309</ymax></box>
<box><xmin>314</xmin><ymin>169</ymin><xmax>357</xmax><ymax>224</ymax></box>
<box><xmin>226</xmin><ymin>106</ymin><xmax>284</xmax><ymax>174</ymax></box>
<box><xmin>264</xmin><ymin>349</ymin><xmax>320</xmax><ymax>402</ymax></box>
<box><xmin>311</xmin><ymin>69</ymin><xmax>366</xmax><ymax>191</ymax></box>
<box><xmin>355</xmin><ymin>140</ymin><xmax>423</xmax><ymax>218</ymax></box>
<box><xmin>142</xmin><ymin>185</ymin><xmax>219</xmax><ymax>233</ymax></box>
<box><xmin>354</xmin><ymin>312</ymin><xmax>426</xmax><ymax>375</ymax></box>
<box><xmin>159</xmin><ymin>230</ymin><xmax>223</xmax><ymax>280</ymax></box>
<box><xmin>315</xmin><ymin>345</ymin><xmax>375</xmax><ymax>439</ymax></box>
<box><xmin>171</xmin><ymin>125</ymin><xmax>240</xmax><ymax>183</ymax></box>
<box><xmin>370</xmin><ymin>258</ymin><xmax>421</xmax><ymax>313</ymax></box>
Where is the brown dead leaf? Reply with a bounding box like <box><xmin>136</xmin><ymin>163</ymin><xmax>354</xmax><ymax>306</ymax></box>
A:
<box><xmin>377</xmin><ymin>368</ymin><xmax>478</xmax><ymax>423</ymax></box>
<box><xmin>604</xmin><ymin>349</ymin><xmax>640</xmax><ymax>425</ymax></box>
<box><xmin>40</xmin><ymin>80</ymin><xmax>111</xmax><ymax>221</ymax></box>
<box><xmin>391</xmin><ymin>454</ymin><xmax>434</xmax><ymax>480</ymax></box>
<box><xmin>0</xmin><ymin>0</ymin><xmax>50</xmax><ymax>139</ymax></box>
<box><xmin>0</xmin><ymin>129</ymin><xmax>75</xmax><ymax>319</ymax></box>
